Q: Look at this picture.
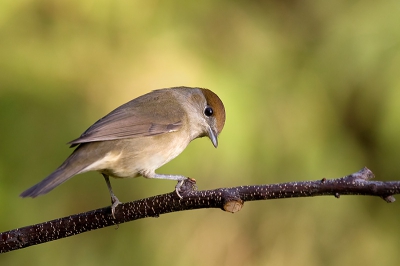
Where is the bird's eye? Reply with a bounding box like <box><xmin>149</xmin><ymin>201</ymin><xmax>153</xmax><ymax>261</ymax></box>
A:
<box><xmin>204</xmin><ymin>106</ymin><xmax>214</xmax><ymax>117</ymax></box>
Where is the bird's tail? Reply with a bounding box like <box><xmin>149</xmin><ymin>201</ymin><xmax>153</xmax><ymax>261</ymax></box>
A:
<box><xmin>20</xmin><ymin>150</ymin><xmax>88</xmax><ymax>198</ymax></box>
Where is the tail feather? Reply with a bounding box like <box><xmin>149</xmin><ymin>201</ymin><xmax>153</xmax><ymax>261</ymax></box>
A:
<box><xmin>20</xmin><ymin>151</ymin><xmax>88</xmax><ymax>198</ymax></box>
<box><xmin>20</xmin><ymin>168</ymin><xmax>80</xmax><ymax>198</ymax></box>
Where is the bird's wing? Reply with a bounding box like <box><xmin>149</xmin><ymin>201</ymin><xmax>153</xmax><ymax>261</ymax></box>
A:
<box><xmin>68</xmin><ymin>91</ymin><xmax>184</xmax><ymax>147</ymax></box>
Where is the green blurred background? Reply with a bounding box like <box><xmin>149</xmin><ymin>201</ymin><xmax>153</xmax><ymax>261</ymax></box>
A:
<box><xmin>1</xmin><ymin>0</ymin><xmax>400</xmax><ymax>265</ymax></box>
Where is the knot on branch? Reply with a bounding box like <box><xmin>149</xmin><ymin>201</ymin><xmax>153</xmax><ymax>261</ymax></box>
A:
<box><xmin>345</xmin><ymin>167</ymin><xmax>375</xmax><ymax>182</ymax></box>
<box><xmin>219</xmin><ymin>189</ymin><xmax>244</xmax><ymax>213</ymax></box>
<box><xmin>382</xmin><ymin>195</ymin><xmax>396</xmax><ymax>203</ymax></box>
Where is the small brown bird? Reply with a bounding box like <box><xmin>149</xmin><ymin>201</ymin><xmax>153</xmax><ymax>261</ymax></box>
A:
<box><xmin>20</xmin><ymin>87</ymin><xmax>225</xmax><ymax>216</ymax></box>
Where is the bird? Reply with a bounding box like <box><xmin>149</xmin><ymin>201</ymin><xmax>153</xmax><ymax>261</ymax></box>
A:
<box><xmin>20</xmin><ymin>86</ymin><xmax>226</xmax><ymax>217</ymax></box>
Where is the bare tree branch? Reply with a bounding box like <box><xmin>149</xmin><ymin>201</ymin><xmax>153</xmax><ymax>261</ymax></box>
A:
<box><xmin>1</xmin><ymin>167</ymin><xmax>398</xmax><ymax>253</ymax></box>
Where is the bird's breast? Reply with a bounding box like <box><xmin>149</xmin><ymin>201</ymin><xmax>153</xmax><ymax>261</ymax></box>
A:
<box><xmin>96</xmin><ymin>130</ymin><xmax>191</xmax><ymax>178</ymax></box>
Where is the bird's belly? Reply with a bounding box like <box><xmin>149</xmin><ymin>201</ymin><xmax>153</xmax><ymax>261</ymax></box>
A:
<box><xmin>97</xmin><ymin>134</ymin><xmax>190</xmax><ymax>179</ymax></box>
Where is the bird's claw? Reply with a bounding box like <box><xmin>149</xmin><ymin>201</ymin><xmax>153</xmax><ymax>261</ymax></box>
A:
<box><xmin>110</xmin><ymin>195</ymin><xmax>122</xmax><ymax>219</ymax></box>
<box><xmin>175</xmin><ymin>177</ymin><xmax>197</xmax><ymax>198</ymax></box>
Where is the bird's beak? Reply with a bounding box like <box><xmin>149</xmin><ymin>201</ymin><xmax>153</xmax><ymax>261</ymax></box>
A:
<box><xmin>208</xmin><ymin>127</ymin><xmax>218</xmax><ymax>148</ymax></box>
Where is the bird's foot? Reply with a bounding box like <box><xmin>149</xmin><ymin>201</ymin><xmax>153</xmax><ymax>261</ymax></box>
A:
<box><xmin>175</xmin><ymin>177</ymin><xmax>197</xmax><ymax>198</ymax></box>
<box><xmin>110</xmin><ymin>195</ymin><xmax>122</xmax><ymax>219</ymax></box>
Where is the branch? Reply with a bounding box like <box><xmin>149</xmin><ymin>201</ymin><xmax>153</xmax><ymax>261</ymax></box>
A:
<box><xmin>1</xmin><ymin>167</ymin><xmax>398</xmax><ymax>253</ymax></box>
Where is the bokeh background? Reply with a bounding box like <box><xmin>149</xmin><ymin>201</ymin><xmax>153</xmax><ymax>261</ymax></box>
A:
<box><xmin>1</xmin><ymin>1</ymin><xmax>400</xmax><ymax>265</ymax></box>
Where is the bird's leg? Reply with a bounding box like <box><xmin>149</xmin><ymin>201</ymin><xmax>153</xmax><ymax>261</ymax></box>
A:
<box><xmin>102</xmin><ymin>174</ymin><xmax>121</xmax><ymax>218</ymax></box>
<box><xmin>146</xmin><ymin>173</ymin><xmax>191</xmax><ymax>198</ymax></box>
